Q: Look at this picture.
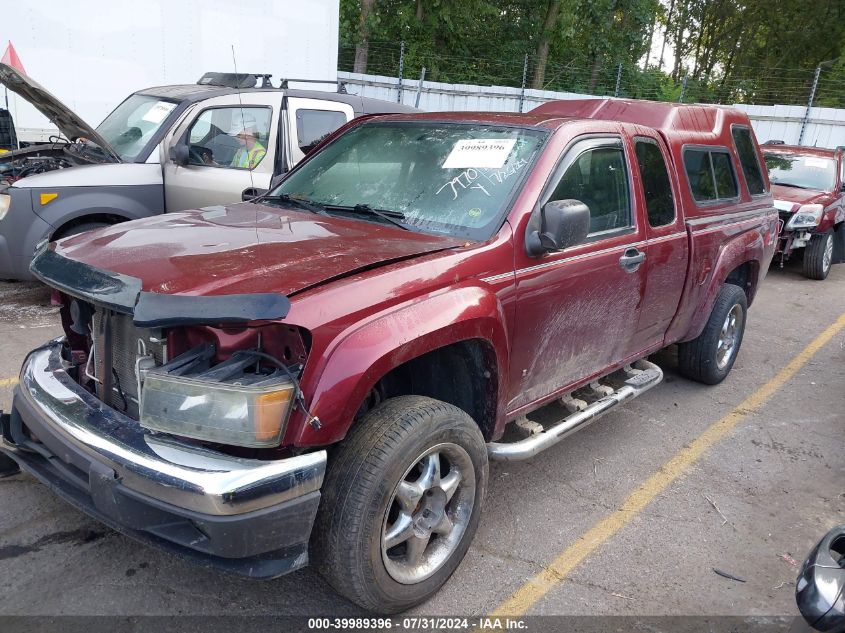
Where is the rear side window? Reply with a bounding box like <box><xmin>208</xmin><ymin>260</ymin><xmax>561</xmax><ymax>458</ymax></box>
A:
<box><xmin>634</xmin><ymin>139</ymin><xmax>675</xmax><ymax>227</ymax></box>
<box><xmin>295</xmin><ymin>109</ymin><xmax>348</xmax><ymax>154</ymax></box>
<box><xmin>684</xmin><ymin>148</ymin><xmax>739</xmax><ymax>202</ymax></box>
<box><xmin>731</xmin><ymin>127</ymin><xmax>766</xmax><ymax>194</ymax></box>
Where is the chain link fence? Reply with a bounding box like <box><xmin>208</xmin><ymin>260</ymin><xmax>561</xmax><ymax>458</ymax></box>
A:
<box><xmin>339</xmin><ymin>41</ymin><xmax>843</xmax><ymax>109</ymax></box>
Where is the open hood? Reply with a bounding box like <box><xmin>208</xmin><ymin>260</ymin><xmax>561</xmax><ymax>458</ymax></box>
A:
<box><xmin>0</xmin><ymin>62</ymin><xmax>120</xmax><ymax>162</ymax></box>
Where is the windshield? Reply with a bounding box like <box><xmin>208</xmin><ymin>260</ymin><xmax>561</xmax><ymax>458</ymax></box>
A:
<box><xmin>764</xmin><ymin>152</ymin><xmax>836</xmax><ymax>191</ymax></box>
<box><xmin>269</xmin><ymin>121</ymin><xmax>547</xmax><ymax>240</ymax></box>
<box><xmin>96</xmin><ymin>94</ymin><xmax>178</xmax><ymax>161</ymax></box>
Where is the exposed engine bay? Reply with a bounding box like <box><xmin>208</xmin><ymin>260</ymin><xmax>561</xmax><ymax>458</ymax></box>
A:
<box><xmin>0</xmin><ymin>139</ymin><xmax>110</xmax><ymax>185</ymax></box>
<box><xmin>59</xmin><ymin>293</ymin><xmax>311</xmax><ymax>456</ymax></box>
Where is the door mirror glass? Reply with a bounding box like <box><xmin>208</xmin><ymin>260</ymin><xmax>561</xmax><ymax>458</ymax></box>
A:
<box><xmin>526</xmin><ymin>199</ymin><xmax>591</xmax><ymax>256</ymax></box>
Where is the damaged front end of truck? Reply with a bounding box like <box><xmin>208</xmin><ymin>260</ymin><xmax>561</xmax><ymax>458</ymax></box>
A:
<box><xmin>0</xmin><ymin>243</ymin><xmax>326</xmax><ymax>578</ymax></box>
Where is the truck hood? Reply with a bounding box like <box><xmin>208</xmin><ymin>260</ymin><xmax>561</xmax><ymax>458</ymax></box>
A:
<box><xmin>770</xmin><ymin>184</ymin><xmax>834</xmax><ymax>212</ymax></box>
<box><xmin>0</xmin><ymin>63</ymin><xmax>120</xmax><ymax>162</ymax></box>
<box><xmin>51</xmin><ymin>202</ymin><xmax>464</xmax><ymax>298</ymax></box>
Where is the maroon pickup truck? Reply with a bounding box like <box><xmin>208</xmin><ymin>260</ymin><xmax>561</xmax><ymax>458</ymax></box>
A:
<box><xmin>0</xmin><ymin>99</ymin><xmax>777</xmax><ymax>612</ymax></box>
<box><xmin>762</xmin><ymin>143</ymin><xmax>845</xmax><ymax>279</ymax></box>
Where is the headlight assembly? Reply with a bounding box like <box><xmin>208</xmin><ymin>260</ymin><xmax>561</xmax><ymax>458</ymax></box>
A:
<box><xmin>139</xmin><ymin>347</ymin><xmax>298</xmax><ymax>448</ymax></box>
<box><xmin>0</xmin><ymin>193</ymin><xmax>10</xmax><ymax>221</ymax></box>
<box><xmin>786</xmin><ymin>204</ymin><xmax>823</xmax><ymax>230</ymax></box>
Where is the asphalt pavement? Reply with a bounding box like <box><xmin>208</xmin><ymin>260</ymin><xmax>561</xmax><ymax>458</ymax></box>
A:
<box><xmin>0</xmin><ymin>259</ymin><xmax>842</xmax><ymax>618</ymax></box>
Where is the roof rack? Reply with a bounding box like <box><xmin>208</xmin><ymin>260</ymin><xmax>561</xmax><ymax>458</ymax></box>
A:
<box><xmin>197</xmin><ymin>72</ymin><xmax>274</xmax><ymax>89</ymax></box>
<box><xmin>278</xmin><ymin>78</ymin><xmax>348</xmax><ymax>93</ymax></box>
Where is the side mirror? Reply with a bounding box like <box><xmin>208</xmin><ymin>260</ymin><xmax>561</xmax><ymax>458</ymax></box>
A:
<box><xmin>796</xmin><ymin>525</ymin><xmax>845</xmax><ymax>633</ymax></box>
<box><xmin>525</xmin><ymin>199</ymin><xmax>591</xmax><ymax>257</ymax></box>
<box><xmin>242</xmin><ymin>187</ymin><xmax>268</xmax><ymax>201</ymax></box>
<box><xmin>171</xmin><ymin>143</ymin><xmax>190</xmax><ymax>167</ymax></box>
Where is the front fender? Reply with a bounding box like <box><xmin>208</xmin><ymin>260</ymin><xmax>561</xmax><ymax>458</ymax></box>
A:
<box><xmin>29</xmin><ymin>184</ymin><xmax>165</xmax><ymax>230</ymax></box>
<box><xmin>816</xmin><ymin>206</ymin><xmax>842</xmax><ymax>233</ymax></box>
<box><xmin>290</xmin><ymin>282</ymin><xmax>509</xmax><ymax>446</ymax></box>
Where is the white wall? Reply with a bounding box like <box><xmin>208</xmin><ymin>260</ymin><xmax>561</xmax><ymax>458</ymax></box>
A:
<box><xmin>1</xmin><ymin>0</ymin><xmax>339</xmax><ymax>137</ymax></box>
<box><xmin>339</xmin><ymin>71</ymin><xmax>845</xmax><ymax>150</ymax></box>
<box><xmin>733</xmin><ymin>104</ymin><xmax>845</xmax><ymax>148</ymax></box>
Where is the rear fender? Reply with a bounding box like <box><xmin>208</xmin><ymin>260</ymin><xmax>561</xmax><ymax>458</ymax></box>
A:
<box><xmin>678</xmin><ymin>228</ymin><xmax>767</xmax><ymax>343</ymax></box>
<box><xmin>290</xmin><ymin>283</ymin><xmax>509</xmax><ymax>446</ymax></box>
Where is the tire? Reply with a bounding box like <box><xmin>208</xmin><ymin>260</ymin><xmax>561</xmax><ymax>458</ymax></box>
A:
<box><xmin>678</xmin><ymin>284</ymin><xmax>748</xmax><ymax>385</ymax></box>
<box><xmin>313</xmin><ymin>395</ymin><xmax>488</xmax><ymax>613</ymax></box>
<box><xmin>53</xmin><ymin>222</ymin><xmax>110</xmax><ymax>240</ymax></box>
<box><xmin>803</xmin><ymin>229</ymin><xmax>834</xmax><ymax>280</ymax></box>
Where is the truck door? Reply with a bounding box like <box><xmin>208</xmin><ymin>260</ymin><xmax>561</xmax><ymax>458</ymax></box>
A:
<box><xmin>631</xmin><ymin>134</ymin><xmax>688</xmax><ymax>349</ymax></box>
<box><xmin>508</xmin><ymin>134</ymin><xmax>648</xmax><ymax>411</ymax></box>
<box><xmin>284</xmin><ymin>97</ymin><xmax>355</xmax><ymax>167</ymax></box>
<box><xmin>162</xmin><ymin>93</ymin><xmax>279</xmax><ymax>212</ymax></box>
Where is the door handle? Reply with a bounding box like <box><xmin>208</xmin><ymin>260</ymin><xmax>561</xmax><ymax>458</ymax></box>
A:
<box><xmin>619</xmin><ymin>247</ymin><xmax>646</xmax><ymax>271</ymax></box>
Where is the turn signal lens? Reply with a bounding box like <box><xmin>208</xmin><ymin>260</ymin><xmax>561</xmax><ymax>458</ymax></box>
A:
<box><xmin>39</xmin><ymin>192</ymin><xmax>58</xmax><ymax>206</ymax></box>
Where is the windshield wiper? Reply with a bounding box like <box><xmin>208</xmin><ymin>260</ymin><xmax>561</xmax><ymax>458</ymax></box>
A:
<box><xmin>261</xmin><ymin>194</ymin><xmax>329</xmax><ymax>216</ymax></box>
<box><xmin>772</xmin><ymin>181</ymin><xmax>811</xmax><ymax>190</ymax></box>
<box><xmin>325</xmin><ymin>203</ymin><xmax>412</xmax><ymax>231</ymax></box>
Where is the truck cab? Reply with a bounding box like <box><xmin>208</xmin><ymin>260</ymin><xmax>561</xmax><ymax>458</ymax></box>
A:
<box><xmin>0</xmin><ymin>65</ymin><xmax>415</xmax><ymax>280</ymax></box>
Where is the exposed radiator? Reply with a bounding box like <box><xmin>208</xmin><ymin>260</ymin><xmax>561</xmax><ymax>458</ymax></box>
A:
<box><xmin>91</xmin><ymin>309</ymin><xmax>167</xmax><ymax>419</ymax></box>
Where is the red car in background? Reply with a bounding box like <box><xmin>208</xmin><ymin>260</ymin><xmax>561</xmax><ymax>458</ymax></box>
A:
<box><xmin>762</xmin><ymin>142</ymin><xmax>845</xmax><ymax>279</ymax></box>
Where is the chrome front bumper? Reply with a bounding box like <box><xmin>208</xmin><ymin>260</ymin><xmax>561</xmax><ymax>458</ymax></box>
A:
<box><xmin>0</xmin><ymin>339</ymin><xmax>327</xmax><ymax>577</ymax></box>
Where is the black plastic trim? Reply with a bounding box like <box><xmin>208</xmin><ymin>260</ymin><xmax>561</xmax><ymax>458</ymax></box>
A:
<box><xmin>30</xmin><ymin>246</ymin><xmax>291</xmax><ymax>325</ymax></box>
<box><xmin>133</xmin><ymin>292</ymin><xmax>291</xmax><ymax>327</ymax></box>
<box><xmin>30</xmin><ymin>246</ymin><xmax>141</xmax><ymax>314</ymax></box>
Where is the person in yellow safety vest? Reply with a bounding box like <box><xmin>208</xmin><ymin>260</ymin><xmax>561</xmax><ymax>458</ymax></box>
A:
<box><xmin>231</xmin><ymin>124</ymin><xmax>266</xmax><ymax>169</ymax></box>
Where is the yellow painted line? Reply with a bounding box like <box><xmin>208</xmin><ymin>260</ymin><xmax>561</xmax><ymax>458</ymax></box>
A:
<box><xmin>491</xmin><ymin>310</ymin><xmax>845</xmax><ymax>617</ymax></box>
<box><xmin>0</xmin><ymin>377</ymin><xmax>18</xmax><ymax>388</ymax></box>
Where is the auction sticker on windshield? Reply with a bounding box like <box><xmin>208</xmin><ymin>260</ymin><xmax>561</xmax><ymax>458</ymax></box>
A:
<box><xmin>142</xmin><ymin>101</ymin><xmax>176</xmax><ymax>124</ymax></box>
<box><xmin>443</xmin><ymin>139</ymin><xmax>517</xmax><ymax>169</ymax></box>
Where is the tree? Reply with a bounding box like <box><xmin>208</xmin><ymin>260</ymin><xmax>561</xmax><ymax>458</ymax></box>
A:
<box><xmin>531</xmin><ymin>1</ymin><xmax>562</xmax><ymax>89</ymax></box>
<box><xmin>353</xmin><ymin>0</ymin><xmax>377</xmax><ymax>73</ymax></box>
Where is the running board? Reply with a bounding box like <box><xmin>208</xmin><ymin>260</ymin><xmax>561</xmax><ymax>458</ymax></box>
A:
<box><xmin>487</xmin><ymin>360</ymin><xmax>663</xmax><ymax>461</ymax></box>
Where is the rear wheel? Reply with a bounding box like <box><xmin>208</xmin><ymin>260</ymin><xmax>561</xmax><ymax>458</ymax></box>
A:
<box><xmin>804</xmin><ymin>229</ymin><xmax>834</xmax><ymax>280</ymax></box>
<box><xmin>678</xmin><ymin>284</ymin><xmax>747</xmax><ymax>385</ymax></box>
<box><xmin>313</xmin><ymin>396</ymin><xmax>487</xmax><ymax>613</ymax></box>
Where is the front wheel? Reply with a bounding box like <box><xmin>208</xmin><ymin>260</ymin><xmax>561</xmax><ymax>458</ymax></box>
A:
<box><xmin>804</xmin><ymin>229</ymin><xmax>834</xmax><ymax>280</ymax></box>
<box><xmin>678</xmin><ymin>284</ymin><xmax>748</xmax><ymax>385</ymax></box>
<box><xmin>313</xmin><ymin>396</ymin><xmax>488</xmax><ymax>613</ymax></box>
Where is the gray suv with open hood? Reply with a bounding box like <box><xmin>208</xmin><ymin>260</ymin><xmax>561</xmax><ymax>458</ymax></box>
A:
<box><xmin>0</xmin><ymin>65</ymin><xmax>415</xmax><ymax>280</ymax></box>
